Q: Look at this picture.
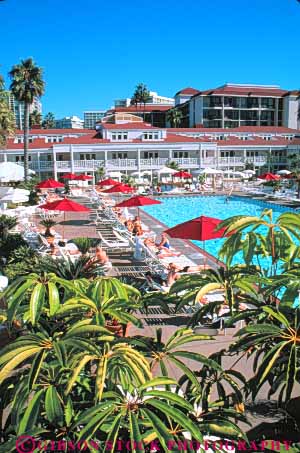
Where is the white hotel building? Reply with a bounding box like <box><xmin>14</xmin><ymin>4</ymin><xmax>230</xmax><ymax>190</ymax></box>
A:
<box><xmin>1</xmin><ymin>112</ymin><xmax>300</xmax><ymax>179</ymax></box>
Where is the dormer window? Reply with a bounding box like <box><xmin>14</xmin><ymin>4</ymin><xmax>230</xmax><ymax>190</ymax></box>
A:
<box><xmin>111</xmin><ymin>132</ymin><xmax>128</xmax><ymax>141</ymax></box>
<box><xmin>45</xmin><ymin>136</ymin><xmax>64</xmax><ymax>143</ymax></box>
<box><xmin>143</xmin><ymin>132</ymin><xmax>159</xmax><ymax>140</ymax></box>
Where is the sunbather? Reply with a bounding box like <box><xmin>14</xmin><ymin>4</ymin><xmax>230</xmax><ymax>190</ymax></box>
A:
<box><xmin>156</xmin><ymin>233</ymin><xmax>171</xmax><ymax>250</ymax></box>
<box><xmin>124</xmin><ymin>220</ymin><xmax>134</xmax><ymax>232</ymax></box>
<box><xmin>179</xmin><ymin>264</ymin><xmax>207</xmax><ymax>272</ymax></box>
<box><xmin>87</xmin><ymin>246</ymin><xmax>112</xmax><ymax>271</ymax></box>
<box><xmin>166</xmin><ymin>263</ymin><xmax>181</xmax><ymax>287</ymax></box>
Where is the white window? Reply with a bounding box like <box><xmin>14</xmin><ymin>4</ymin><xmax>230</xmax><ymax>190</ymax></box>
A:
<box><xmin>143</xmin><ymin>132</ymin><xmax>160</xmax><ymax>140</ymax></box>
<box><xmin>111</xmin><ymin>132</ymin><xmax>128</xmax><ymax>141</ymax></box>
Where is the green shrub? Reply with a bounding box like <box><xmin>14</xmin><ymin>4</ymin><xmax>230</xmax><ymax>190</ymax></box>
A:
<box><xmin>69</xmin><ymin>237</ymin><xmax>93</xmax><ymax>254</ymax></box>
<box><xmin>0</xmin><ymin>215</ymin><xmax>18</xmax><ymax>240</ymax></box>
<box><xmin>0</xmin><ymin>234</ymin><xmax>26</xmax><ymax>260</ymax></box>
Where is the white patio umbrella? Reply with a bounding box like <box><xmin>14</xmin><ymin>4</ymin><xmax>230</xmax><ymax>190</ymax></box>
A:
<box><xmin>242</xmin><ymin>169</ymin><xmax>256</xmax><ymax>175</ymax></box>
<box><xmin>231</xmin><ymin>171</ymin><xmax>245</xmax><ymax>177</ymax></box>
<box><xmin>276</xmin><ymin>169</ymin><xmax>291</xmax><ymax>175</ymax></box>
<box><xmin>131</xmin><ymin>171</ymin><xmax>151</xmax><ymax>177</ymax></box>
<box><xmin>198</xmin><ymin>167</ymin><xmax>223</xmax><ymax>175</ymax></box>
<box><xmin>107</xmin><ymin>171</ymin><xmax>123</xmax><ymax>179</ymax></box>
<box><xmin>1</xmin><ymin>190</ymin><xmax>29</xmax><ymax>204</ymax></box>
<box><xmin>155</xmin><ymin>166</ymin><xmax>178</xmax><ymax>175</ymax></box>
<box><xmin>0</xmin><ymin>162</ymin><xmax>35</xmax><ymax>182</ymax></box>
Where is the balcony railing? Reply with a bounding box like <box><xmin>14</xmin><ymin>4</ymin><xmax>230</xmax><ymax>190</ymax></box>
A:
<box><xmin>23</xmin><ymin>155</ymin><xmax>290</xmax><ymax>173</ymax></box>
<box><xmin>140</xmin><ymin>158</ymin><xmax>168</xmax><ymax>169</ymax></box>
<box><xmin>172</xmin><ymin>158</ymin><xmax>198</xmax><ymax>167</ymax></box>
<box><xmin>106</xmin><ymin>159</ymin><xmax>137</xmax><ymax>169</ymax></box>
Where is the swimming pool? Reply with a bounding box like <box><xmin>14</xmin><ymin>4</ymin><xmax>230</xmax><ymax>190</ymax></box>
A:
<box><xmin>142</xmin><ymin>195</ymin><xmax>295</xmax><ymax>263</ymax></box>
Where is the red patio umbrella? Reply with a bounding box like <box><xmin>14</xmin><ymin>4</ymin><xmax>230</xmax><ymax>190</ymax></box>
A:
<box><xmin>165</xmin><ymin>215</ymin><xmax>229</xmax><ymax>263</ymax></box>
<box><xmin>61</xmin><ymin>173</ymin><xmax>77</xmax><ymax>180</ymax></box>
<box><xmin>36</xmin><ymin>179</ymin><xmax>65</xmax><ymax>189</ymax></box>
<box><xmin>103</xmin><ymin>183</ymin><xmax>135</xmax><ymax>194</ymax></box>
<box><xmin>97</xmin><ymin>178</ymin><xmax>119</xmax><ymax>187</ymax></box>
<box><xmin>173</xmin><ymin>170</ymin><xmax>192</xmax><ymax>179</ymax></box>
<box><xmin>39</xmin><ymin>197</ymin><xmax>90</xmax><ymax>239</ymax></box>
<box><xmin>258</xmin><ymin>173</ymin><xmax>281</xmax><ymax>181</ymax></box>
<box><xmin>74</xmin><ymin>174</ymin><xmax>93</xmax><ymax>181</ymax></box>
<box><xmin>115</xmin><ymin>195</ymin><xmax>161</xmax><ymax>215</ymax></box>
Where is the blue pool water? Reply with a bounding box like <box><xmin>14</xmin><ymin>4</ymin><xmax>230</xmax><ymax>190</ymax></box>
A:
<box><xmin>142</xmin><ymin>195</ymin><xmax>295</xmax><ymax>264</ymax></box>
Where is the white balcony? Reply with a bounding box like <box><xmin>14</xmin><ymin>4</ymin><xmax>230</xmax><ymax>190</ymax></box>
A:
<box><xmin>140</xmin><ymin>158</ymin><xmax>168</xmax><ymax>169</ymax></box>
<box><xmin>26</xmin><ymin>155</ymin><xmax>288</xmax><ymax>174</ymax></box>
<box><xmin>106</xmin><ymin>159</ymin><xmax>137</xmax><ymax>170</ymax></box>
<box><xmin>172</xmin><ymin>158</ymin><xmax>198</xmax><ymax>167</ymax></box>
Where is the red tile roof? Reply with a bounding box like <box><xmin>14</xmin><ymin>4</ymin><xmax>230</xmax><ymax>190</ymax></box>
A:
<box><xmin>101</xmin><ymin>122</ymin><xmax>160</xmax><ymax>130</ymax></box>
<box><xmin>198</xmin><ymin>85</ymin><xmax>288</xmax><ymax>97</ymax></box>
<box><xmin>216</xmin><ymin>138</ymin><xmax>293</xmax><ymax>147</ymax></box>
<box><xmin>110</xmin><ymin>105</ymin><xmax>171</xmax><ymax>113</ymax></box>
<box><xmin>5</xmin><ymin>139</ymin><xmax>53</xmax><ymax>150</ymax></box>
<box><xmin>14</xmin><ymin>128</ymin><xmax>91</xmax><ymax>135</ymax></box>
<box><xmin>167</xmin><ymin>126</ymin><xmax>299</xmax><ymax>134</ymax></box>
<box><xmin>175</xmin><ymin>87</ymin><xmax>200</xmax><ymax>96</ymax></box>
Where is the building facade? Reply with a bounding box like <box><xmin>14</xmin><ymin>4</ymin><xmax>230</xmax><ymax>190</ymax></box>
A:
<box><xmin>174</xmin><ymin>84</ymin><xmax>300</xmax><ymax>130</ymax></box>
<box><xmin>2</xmin><ymin>114</ymin><xmax>300</xmax><ymax>180</ymax></box>
<box><xmin>7</xmin><ymin>92</ymin><xmax>42</xmax><ymax>129</ymax></box>
<box><xmin>84</xmin><ymin>111</ymin><xmax>106</xmax><ymax>129</ymax></box>
<box><xmin>55</xmin><ymin>116</ymin><xmax>84</xmax><ymax>129</ymax></box>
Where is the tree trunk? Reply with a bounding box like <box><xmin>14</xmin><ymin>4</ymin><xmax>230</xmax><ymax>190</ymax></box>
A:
<box><xmin>23</xmin><ymin>103</ymin><xmax>30</xmax><ymax>182</ymax></box>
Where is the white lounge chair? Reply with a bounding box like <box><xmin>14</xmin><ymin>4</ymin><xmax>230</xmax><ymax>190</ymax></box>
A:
<box><xmin>97</xmin><ymin>231</ymin><xmax>132</xmax><ymax>250</ymax></box>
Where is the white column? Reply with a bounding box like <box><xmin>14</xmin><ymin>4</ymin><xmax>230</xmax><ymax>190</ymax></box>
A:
<box><xmin>104</xmin><ymin>150</ymin><xmax>108</xmax><ymax>175</ymax></box>
<box><xmin>52</xmin><ymin>147</ymin><xmax>57</xmax><ymax>180</ymax></box>
<box><xmin>137</xmin><ymin>149</ymin><xmax>141</xmax><ymax>178</ymax></box>
<box><xmin>268</xmin><ymin>147</ymin><xmax>272</xmax><ymax>172</ymax></box>
<box><xmin>37</xmin><ymin>151</ymin><xmax>41</xmax><ymax>178</ymax></box>
<box><xmin>3</xmin><ymin>153</ymin><xmax>7</xmax><ymax>162</ymax></box>
<box><xmin>221</xmin><ymin>97</ymin><xmax>225</xmax><ymax>128</ymax></box>
<box><xmin>70</xmin><ymin>145</ymin><xmax>74</xmax><ymax>173</ymax></box>
<box><xmin>199</xmin><ymin>144</ymin><xmax>202</xmax><ymax>168</ymax></box>
<box><xmin>168</xmin><ymin>149</ymin><xmax>172</xmax><ymax>161</ymax></box>
<box><xmin>216</xmin><ymin>145</ymin><xmax>219</xmax><ymax>169</ymax></box>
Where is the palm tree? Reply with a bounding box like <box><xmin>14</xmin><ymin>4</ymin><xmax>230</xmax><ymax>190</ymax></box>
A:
<box><xmin>166</xmin><ymin>160</ymin><xmax>179</xmax><ymax>170</ymax></box>
<box><xmin>9</xmin><ymin>58</ymin><xmax>45</xmax><ymax>181</ymax></box>
<box><xmin>29</xmin><ymin>109</ymin><xmax>42</xmax><ymax>128</ymax></box>
<box><xmin>218</xmin><ymin>209</ymin><xmax>300</xmax><ymax>268</ymax></box>
<box><xmin>131</xmin><ymin>83</ymin><xmax>150</xmax><ymax>120</ymax></box>
<box><xmin>42</xmin><ymin>111</ymin><xmax>55</xmax><ymax>129</ymax></box>
<box><xmin>170</xmin><ymin>265</ymin><xmax>259</xmax><ymax>321</ymax></box>
<box><xmin>167</xmin><ymin>108</ymin><xmax>183</xmax><ymax>128</ymax></box>
<box><xmin>231</xmin><ymin>306</ymin><xmax>300</xmax><ymax>404</ymax></box>
<box><xmin>0</xmin><ymin>75</ymin><xmax>15</xmax><ymax>147</ymax></box>
<box><xmin>95</xmin><ymin>166</ymin><xmax>105</xmax><ymax>183</ymax></box>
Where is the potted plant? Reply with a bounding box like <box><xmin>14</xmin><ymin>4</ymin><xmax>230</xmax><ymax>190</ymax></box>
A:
<box><xmin>40</xmin><ymin>219</ymin><xmax>57</xmax><ymax>244</ymax></box>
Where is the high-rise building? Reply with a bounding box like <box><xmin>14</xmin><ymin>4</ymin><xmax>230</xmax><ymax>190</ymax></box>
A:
<box><xmin>55</xmin><ymin>116</ymin><xmax>84</xmax><ymax>129</ymax></box>
<box><xmin>7</xmin><ymin>92</ymin><xmax>42</xmax><ymax>129</ymax></box>
<box><xmin>84</xmin><ymin>111</ymin><xmax>106</xmax><ymax>129</ymax></box>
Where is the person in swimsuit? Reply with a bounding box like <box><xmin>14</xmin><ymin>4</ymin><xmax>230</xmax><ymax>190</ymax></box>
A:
<box><xmin>156</xmin><ymin>233</ymin><xmax>170</xmax><ymax>250</ymax></box>
<box><xmin>166</xmin><ymin>263</ymin><xmax>181</xmax><ymax>287</ymax></box>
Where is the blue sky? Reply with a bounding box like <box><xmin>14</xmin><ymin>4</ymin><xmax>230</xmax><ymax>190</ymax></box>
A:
<box><xmin>0</xmin><ymin>0</ymin><xmax>299</xmax><ymax>118</ymax></box>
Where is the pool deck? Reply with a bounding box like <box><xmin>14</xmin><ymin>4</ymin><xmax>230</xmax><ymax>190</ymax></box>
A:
<box><xmin>33</xmin><ymin>193</ymin><xmax>300</xmax><ymax>432</ymax></box>
<box><xmin>43</xmin><ymin>195</ymin><xmax>222</xmax><ymax>273</ymax></box>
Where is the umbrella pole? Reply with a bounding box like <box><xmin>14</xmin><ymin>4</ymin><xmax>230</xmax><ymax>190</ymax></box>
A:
<box><xmin>203</xmin><ymin>240</ymin><xmax>207</xmax><ymax>269</ymax></box>
<box><xmin>63</xmin><ymin>211</ymin><xmax>65</xmax><ymax>242</ymax></box>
